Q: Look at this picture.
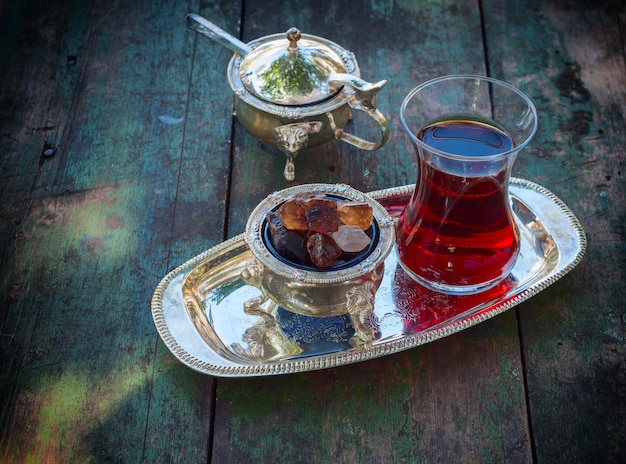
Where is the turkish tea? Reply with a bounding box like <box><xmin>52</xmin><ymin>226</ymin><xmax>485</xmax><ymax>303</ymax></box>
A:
<box><xmin>396</xmin><ymin>117</ymin><xmax>520</xmax><ymax>288</ymax></box>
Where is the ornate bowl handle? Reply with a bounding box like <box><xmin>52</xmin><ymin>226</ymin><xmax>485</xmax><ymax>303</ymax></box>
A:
<box><xmin>328</xmin><ymin>74</ymin><xmax>390</xmax><ymax>151</ymax></box>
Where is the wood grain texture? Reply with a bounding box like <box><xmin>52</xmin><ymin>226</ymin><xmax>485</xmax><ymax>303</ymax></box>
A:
<box><xmin>0</xmin><ymin>0</ymin><xmax>237</xmax><ymax>462</ymax></box>
<box><xmin>212</xmin><ymin>318</ymin><xmax>530</xmax><ymax>463</ymax></box>
<box><xmin>483</xmin><ymin>0</ymin><xmax>626</xmax><ymax>462</ymax></box>
<box><xmin>1</xmin><ymin>0</ymin><xmax>624</xmax><ymax>463</ymax></box>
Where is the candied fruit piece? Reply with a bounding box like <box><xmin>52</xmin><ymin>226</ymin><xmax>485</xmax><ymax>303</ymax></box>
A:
<box><xmin>305</xmin><ymin>198</ymin><xmax>339</xmax><ymax>233</ymax></box>
<box><xmin>277</xmin><ymin>193</ymin><xmax>340</xmax><ymax>233</ymax></box>
<box><xmin>331</xmin><ymin>225</ymin><xmax>372</xmax><ymax>253</ymax></box>
<box><xmin>337</xmin><ymin>201</ymin><xmax>373</xmax><ymax>230</ymax></box>
<box><xmin>267</xmin><ymin>212</ymin><xmax>308</xmax><ymax>263</ymax></box>
<box><xmin>307</xmin><ymin>233</ymin><xmax>342</xmax><ymax>268</ymax></box>
<box><xmin>276</xmin><ymin>198</ymin><xmax>309</xmax><ymax>231</ymax></box>
<box><xmin>269</xmin><ymin>193</ymin><xmax>376</xmax><ymax>268</ymax></box>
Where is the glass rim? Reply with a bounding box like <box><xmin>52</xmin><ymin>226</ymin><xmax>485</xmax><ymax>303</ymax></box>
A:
<box><xmin>400</xmin><ymin>74</ymin><xmax>538</xmax><ymax>161</ymax></box>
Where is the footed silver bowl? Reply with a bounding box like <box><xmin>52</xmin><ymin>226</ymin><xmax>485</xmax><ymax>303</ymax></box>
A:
<box><xmin>242</xmin><ymin>183</ymin><xmax>395</xmax><ymax>348</ymax></box>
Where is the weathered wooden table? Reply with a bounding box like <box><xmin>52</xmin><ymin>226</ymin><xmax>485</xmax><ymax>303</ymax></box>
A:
<box><xmin>1</xmin><ymin>1</ymin><xmax>624</xmax><ymax>462</ymax></box>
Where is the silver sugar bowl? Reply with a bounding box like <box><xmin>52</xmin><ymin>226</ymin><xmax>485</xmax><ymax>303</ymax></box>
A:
<box><xmin>242</xmin><ymin>183</ymin><xmax>395</xmax><ymax>348</ymax></box>
<box><xmin>187</xmin><ymin>14</ymin><xmax>390</xmax><ymax>181</ymax></box>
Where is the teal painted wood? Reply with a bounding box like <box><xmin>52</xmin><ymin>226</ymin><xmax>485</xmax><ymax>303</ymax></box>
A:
<box><xmin>1</xmin><ymin>0</ymin><xmax>624</xmax><ymax>463</ymax></box>
<box><xmin>212</xmin><ymin>318</ymin><xmax>529</xmax><ymax>463</ymax></box>
<box><xmin>0</xmin><ymin>0</ymin><xmax>238</xmax><ymax>462</ymax></box>
<box><xmin>482</xmin><ymin>1</ymin><xmax>626</xmax><ymax>462</ymax></box>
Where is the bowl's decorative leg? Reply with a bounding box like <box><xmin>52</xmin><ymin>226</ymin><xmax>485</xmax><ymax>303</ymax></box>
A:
<box><xmin>274</xmin><ymin>121</ymin><xmax>322</xmax><ymax>181</ymax></box>
<box><xmin>241</xmin><ymin>257</ymin><xmax>303</xmax><ymax>360</ymax></box>
<box><xmin>346</xmin><ymin>280</ymin><xmax>377</xmax><ymax>349</ymax></box>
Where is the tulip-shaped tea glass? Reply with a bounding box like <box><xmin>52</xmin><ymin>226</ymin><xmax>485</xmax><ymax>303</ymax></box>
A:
<box><xmin>396</xmin><ymin>75</ymin><xmax>538</xmax><ymax>295</ymax></box>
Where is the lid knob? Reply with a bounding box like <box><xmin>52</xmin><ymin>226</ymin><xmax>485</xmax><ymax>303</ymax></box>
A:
<box><xmin>286</xmin><ymin>28</ymin><xmax>301</xmax><ymax>53</ymax></box>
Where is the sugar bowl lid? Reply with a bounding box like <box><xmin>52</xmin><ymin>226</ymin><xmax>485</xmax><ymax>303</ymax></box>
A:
<box><xmin>239</xmin><ymin>28</ymin><xmax>348</xmax><ymax>106</ymax></box>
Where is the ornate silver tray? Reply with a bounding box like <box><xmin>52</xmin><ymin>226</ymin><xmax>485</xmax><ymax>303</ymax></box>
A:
<box><xmin>151</xmin><ymin>179</ymin><xmax>586</xmax><ymax>377</ymax></box>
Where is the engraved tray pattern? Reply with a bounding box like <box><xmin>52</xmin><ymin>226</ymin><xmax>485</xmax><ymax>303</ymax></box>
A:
<box><xmin>151</xmin><ymin>179</ymin><xmax>586</xmax><ymax>377</ymax></box>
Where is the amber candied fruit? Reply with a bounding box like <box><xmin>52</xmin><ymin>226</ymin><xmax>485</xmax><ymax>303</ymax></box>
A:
<box><xmin>307</xmin><ymin>233</ymin><xmax>342</xmax><ymax>267</ymax></box>
<box><xmin>304</xmin><ymin>198</ymin><xmax>339</xmax><ymax>233</ymax></box>
<box><xmin>277</xmin><ymin>193</ymin><xmax>339</xmax><ymax>233</ymax></box>
<box><xmin>337</xmin><ymin>201</ymin><xmax>373</xmax><ymax>230</ymax></box>
<box><xmin>267</xmin><ymin>193</ymin><xmax>374</xmax><ymax>268</ymax></box>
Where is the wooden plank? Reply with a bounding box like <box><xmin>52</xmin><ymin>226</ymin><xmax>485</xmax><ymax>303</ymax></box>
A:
<box><xmin>482</xmin><ymin>0</ymin><xmax>626</xmax><ymax>462</ymax></box>
<box><xmin>213</xmin><ymin>319</ymin><xmax>530</xmax><ymax>463</ymax></box>
<box><xmin>0</xmin><ymin>0</ymin><xmax>237</xmax><ymax>461</ymax></box>
<box><xmin>214</xmin><ymin>1</ymin><xmax>533</xmax><ymax>462</ymax></box>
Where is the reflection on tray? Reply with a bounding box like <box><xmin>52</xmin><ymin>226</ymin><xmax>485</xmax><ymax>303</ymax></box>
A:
<box><xmin>181</xmin><ymin>185</ymin><xmax>563</xmax><ymax>365</ymax></box>
<box><xmin>154</xmin><ymin>179</ymin><xmax>586</xmax><ymax>376</ymax></box>
<box><xmin>391</xmin><ymin>263</ymin><xmax>516</xmax><ymax>334</ymax></box>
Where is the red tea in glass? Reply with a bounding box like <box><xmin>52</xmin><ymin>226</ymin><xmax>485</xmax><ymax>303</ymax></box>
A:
<box><xmin>397</xmin><ymin>118</ymin><xmax>518</xmax><ymax>288</ymax></box>
<box><xmin>397</xmin><ymin>76</ymin><xmax>537</xmax><ymax>294</ymax></box>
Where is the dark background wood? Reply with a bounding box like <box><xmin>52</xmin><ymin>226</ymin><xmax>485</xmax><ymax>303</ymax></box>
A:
<box><xmin>1</xmin><ymin>0</ymin><xmax>624</xmax><ymax>462</ymax></box>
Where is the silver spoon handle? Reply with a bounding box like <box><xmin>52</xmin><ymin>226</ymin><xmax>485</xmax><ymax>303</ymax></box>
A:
<box><xmin>186</xmin><ymin>13</ymin><xmax>252</xmax><ymax>57</ymax></box>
